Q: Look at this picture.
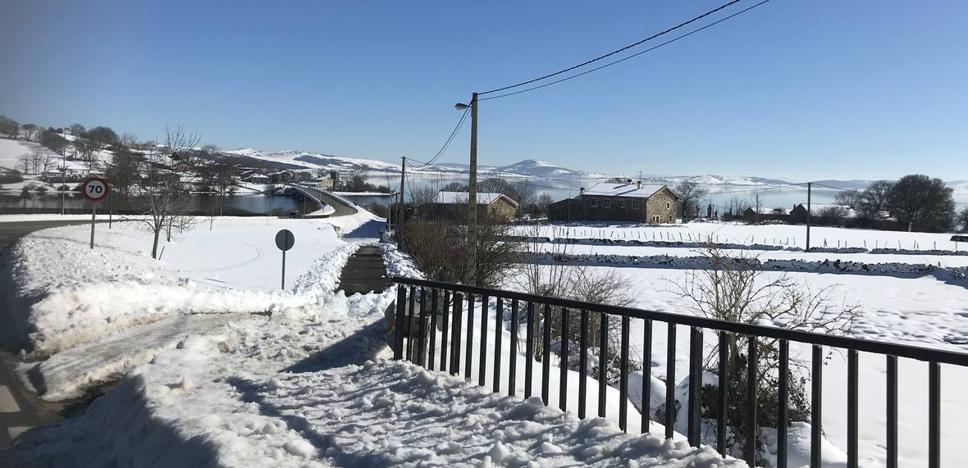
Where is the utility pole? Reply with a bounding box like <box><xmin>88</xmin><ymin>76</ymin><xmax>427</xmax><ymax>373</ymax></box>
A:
<box><xmin>61</xmin><ymin>151</ymin><xmax>67</xmax><ymax>215</ymax></box>
<box><xmin>466</xmin><ymin>92</ymin><xmax>479</xmax><ymax>285</ymax></box>
<box><xmin>806</xmin><ymin>182</ymin><xmax>812</xmax><ymax>252</ymax></box>
<box><xmin>397</xmin><ymin>156</ymin><xmax>406</xmax><ymax>230</ymax></box>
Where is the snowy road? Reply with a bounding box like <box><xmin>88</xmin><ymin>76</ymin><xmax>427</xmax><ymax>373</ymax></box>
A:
<box><xmin>1</xmin><ymin>218</ymin><xmax>109</xmax><ymax>449</ymax></box>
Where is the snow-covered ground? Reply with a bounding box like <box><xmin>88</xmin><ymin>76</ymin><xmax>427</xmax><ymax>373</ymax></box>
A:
<box><xmin>382</xmin><ymin>222</ymin><xmax>968</xmax><ymax>466</ymax></box>
<box><xmin>512</xmin><ymin>222</ymin><xmax>968</xmax><ymax>252</ymax></box>
<box><xmin>2</xmin><ymin>210</ymin><xmax>743</xmax><ymax>467</ymax></box>
<box><xmin>4</xmin><ymin>213</ymin><xmax>376</xmax><ymax>401</ymax></box>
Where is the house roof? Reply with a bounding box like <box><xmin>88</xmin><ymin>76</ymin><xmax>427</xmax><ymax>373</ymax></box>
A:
<box><xmin>581</xmin><ymin>182</ymin><xmax>672</xmax><ymax>199</ymax></box>
<box><xmin>794</xmin><ymin>203</ymin><xmax>857</xmax><ymax>218</ymax></box>
<box><xmin>434</xmin><ymin>191</ymin><xmax>518</xmax><ymax>207</ymax></box>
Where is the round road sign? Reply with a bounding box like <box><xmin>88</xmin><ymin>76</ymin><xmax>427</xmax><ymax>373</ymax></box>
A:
<box><xmin>81</xmin><ymin>176</ymin><xmax>111</xmax><ymax>202</ymax></box>
<box><xmin>275</xmin><ymin>229</ymin><xmax>295</xmax><ymax>251</ymax></box>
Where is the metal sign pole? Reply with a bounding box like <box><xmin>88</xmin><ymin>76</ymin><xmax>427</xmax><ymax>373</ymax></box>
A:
<box><xmin>275</xmin><ymin>228</ymin><xmax>295</xmax><ymax>290</ymax></box>
<box><xmin>90</xmin><ymin>203</ymin><xmax>96</xmax><ymax>249</ymax></box>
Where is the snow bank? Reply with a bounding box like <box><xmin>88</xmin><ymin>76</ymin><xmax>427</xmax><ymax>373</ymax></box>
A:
<box><xmin>6</xmin><ymin>219</ymin><xmax>359</xmax><ymax>356</ymax></box>
<box><xmin>4</xmin><ymin>291</ymin><xmax>742</xmax><ymax>467</ymax></box>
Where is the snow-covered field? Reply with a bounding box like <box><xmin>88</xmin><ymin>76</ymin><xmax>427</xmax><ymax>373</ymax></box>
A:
<box><xmin>494</xmin><ymin>220</ymin><xmax>968</xmax><ymax>467</ymax></box>
<box><xmin>512</xmin><ymin>222</ymin><xmax>967</xmax><ymax>252</ymax></box>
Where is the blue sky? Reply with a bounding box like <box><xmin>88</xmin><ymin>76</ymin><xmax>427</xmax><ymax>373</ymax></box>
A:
<box><xmin>2</xmin><ymin>1</ymin><xmax>966</xmax><ymax>180</ymax></box>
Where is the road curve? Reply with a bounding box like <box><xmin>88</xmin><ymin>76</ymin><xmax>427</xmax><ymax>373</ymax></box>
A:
<box><xmin>292</xmin><ymin>185</ymin><xmax>359</xmax><ymax>217</ymax></box>
<box><xmin>0</xmin><ymin>218</ymin><xmax>107</xmax><ymax>449</ymax></box>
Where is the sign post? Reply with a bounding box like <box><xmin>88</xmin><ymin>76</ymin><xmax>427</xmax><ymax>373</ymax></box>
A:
<box><xmin>81</xmin><ymin>176</ymin><xmax>111</xmax><ymax>249</ymax></box>
<box><xmin>275</xmin><ymin>229</ymin><xmax>295</xmax><ymax>289</ymax></box>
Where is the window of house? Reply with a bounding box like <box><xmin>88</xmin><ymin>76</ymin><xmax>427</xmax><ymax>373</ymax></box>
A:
<box><xmin>604</xmin><ymin>200</ymin><xmax>610</xmax><ymax>208</ymax></box>
<box><xmin>633</xmin><ymin>201</ymin><xmax>640</xmax><ymax>209</ymax></box>
<box><xmin>619</xmin><ymin>201</ymin><xmax>625</xmax><ymax>209</ymax></box>
<box><xmin>590</xmin><ymin>199</ymin><xmax>598</xmax><ymax>208</ymax></box>
<box><xmin>666</xmin><ymin>202</ymin><xmax>671</xmax><ymax>210</ymax></box>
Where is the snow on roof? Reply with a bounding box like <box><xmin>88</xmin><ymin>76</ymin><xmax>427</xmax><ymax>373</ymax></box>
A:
<box><xmin>795</xmin><ymin>203</ymin><xmax>857</xmax><ymax>218</ymax></box>
<box><xmin>581</xmin><ymin>182</ymin><xmax>669</xmax><ymax>199</ymax></box>
<box><xmin>434</xmin><ymin>191</ymin><xmax>518</xmax><ymax>206</ymax></box>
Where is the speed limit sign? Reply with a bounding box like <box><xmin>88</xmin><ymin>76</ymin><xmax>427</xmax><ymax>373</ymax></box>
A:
<box><xmin>81</xmin><ymin>176</ymin><xmax>111</xmax><ymax>202</ymax></box>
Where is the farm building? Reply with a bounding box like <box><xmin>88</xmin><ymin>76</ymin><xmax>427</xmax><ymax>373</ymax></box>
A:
<box><xmin>426</xmin><ymin>191</ymin><xmax>518</xmax><ymax>221</ymax></box>
<box><xmin>547</xmin><ymin>181</ymin><xmax>679</xmax><ymax>223</ymax></box>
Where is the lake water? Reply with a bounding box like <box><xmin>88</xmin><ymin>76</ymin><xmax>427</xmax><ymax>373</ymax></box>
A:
<box><xmin>350</xmin><ymin>174</ymin><xmax>844</xmax><ymax>213</ymax></box>
<box><xmin>0</xmin><ymin>192</ymin><xmax>303</xmax><ymax>216</ymax></box>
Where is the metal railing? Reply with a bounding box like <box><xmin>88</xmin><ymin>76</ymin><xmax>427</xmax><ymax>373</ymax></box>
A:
<box><xmin>390</xmin><ymin>276</ymin><xmax>968</xmax><ymax>468</ymax></box>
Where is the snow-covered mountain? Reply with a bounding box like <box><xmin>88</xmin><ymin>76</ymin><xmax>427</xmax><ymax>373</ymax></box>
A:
<box><xmin>487</xmin><ymin>159</ymin><xmax>585</xmax><ymax>178</ymax></box>
<box><xmin>222</xmin><ymin>148</ymin><xmax>399</xmax><ymax>172</ymax></box>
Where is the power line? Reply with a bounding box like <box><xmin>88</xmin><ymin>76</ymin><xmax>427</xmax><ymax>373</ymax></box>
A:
<box><xmin>414</xmin><ymin>107</ymin><xmax>470</xmax><ymax>170</ymax></box>
<box><xmin>479</xmin><ymin>0</ymin><xmax>746</xmax><ymax>96</ymax></box>
<box><xmin>480</xmin><ymin>0</ymin><xmax>770</xmax><ymax>101</ymax></box>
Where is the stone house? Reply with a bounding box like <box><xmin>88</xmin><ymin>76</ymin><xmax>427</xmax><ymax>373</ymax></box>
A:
<box><xmin>547</xmin><ymin>181</ymin><xmax>679</xmax><ymax>223</ymax></box>
<box><xmin>427</xmin><ymin>191</ymin><xmax>518</xmax><ymax>222</ymax></box>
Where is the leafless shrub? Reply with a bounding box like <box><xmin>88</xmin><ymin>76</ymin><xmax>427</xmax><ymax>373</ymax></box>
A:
<box><xmin>398</xmin><ymin>217</ymin><xmax>518</xmax><ymax>288</ymax></box>
<box><xmin>512</xmin><ymin>226</ymin><xmax>637</xmax><ymax>379</ymax></box>
<box><xmin>670</xmin><ymin>240</ymin><xmax>859</xmax><ymax>463</ymax></box>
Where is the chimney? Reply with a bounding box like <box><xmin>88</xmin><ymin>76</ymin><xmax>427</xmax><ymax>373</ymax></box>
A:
<box><xmin>636</xmin><ymin>180</ymin><xmax>642</xmax><ymax>189</ymax></box>
<box><xmin>579</xmin><ymin>186</ymin><xmax>585</xmax><ymax>195</ymax></box>
<box><xmin>626</xmin><ymin>178</ymin><xmax>632</xmax><ymax>185</ymax></box>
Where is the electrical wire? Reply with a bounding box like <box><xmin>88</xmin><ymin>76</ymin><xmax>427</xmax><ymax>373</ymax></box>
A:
<box><xmin>479</xmin><ymin>0</ymin><xmax>770</xmax><ymax>101</ymax></box>
<box><xmin>413</xmin><ymin>106</ymin><xmax>470</xmax><ymax>170</ymax></box>
<box><xmin>478</xmin><ymin>0</ymin><xmax>747</xmax><ymax>96</ymax></box>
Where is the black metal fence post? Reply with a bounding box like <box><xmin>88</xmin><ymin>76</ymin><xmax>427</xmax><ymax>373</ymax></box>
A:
<box><xmin>541</xmin><ymin>303</ymin><xmax>552</xmax><ymax>406</ymax></box>
<box><xmin>642</xmin><ymin>319</ymin><xmax>652</xmax><ymax>434</ymax></box>
<box><xmin>509</xmin><ymin>300</ymin><xmax>518</xmax><ymax>397</ymax></box>
<box><xmin>579</xmin><ymin>309</ymin><xmax>589</xmax><ymax>419</ymax></box>
<box><xmin>493</xmin><ymin>298</ymin><xmax>503</xmax><ymax>393</ymax></box>
<box><xmin>465</xmin><ymin>294</ymin><xmax>475</xmax><ymax>380</ymax></box>
<box><xmin>745</xmin><ymin>337</ymin><xmax>758</xmax><ymax>466</ymax></box>
<box><xmin>393</xmin><ymin>286</ymin><xmax>407</xmax><ymax>360</ymax></box>
<box><xmin>717</xmin><ymin>332</ymin><xmax>729</xmax><ymax>455</ymax></box>
<box><xmin>450</xmin><ymin>293</ymin><xmax>463</xmax><ymax>375</ymax></box>
<box><xmin>777</xmin><ymin>339</ymin><xmax>789</xmax><ymax>468</ymax></box>
<box><xmin>619</xmin><ymin>315</ymin><xmax>630</xmax><ymax>432</ymax></box>
<box><xmin>439</xmin><ymin>290</ymin><xmax>450</xmax><ymax>372</ymax></box>
<box><xmin>427</xmin><ymin>289</ymin><xmax>439</xmax><ymax>371</ymax></box>
<box><xmin>559</xmin><ymin>308</ymin><xmax>570</xmax><ymax>412</ymax></box>
<box><xmin>848</xmin><ymin>349</ymin><xmax>858</xmax><ymax>468</ymax></box>
<box><xmin>525</xmin><ymin>301</ymin><xmax>535</xmax><ymax>398</ymax></box>
<box><xmin>479</xmin><ymin>295</ymin><xmax>489</xmax><ymax>386</ymax></box>
<box><xmin>665</xmin><ymin>324</ymin><xmax>677</xmax><ymax>439</ymax></box>
<box><xmin>405</xmin><ymin>286</ymin><xmax>416</xmax><ymax>361</ymax></box>
<box><xmin>598</xmin><ymin>312</ymin><xmax>608</xmax><ymax>418</ymax></box>
<box><xmin>886</xmin><ymin>355</ymin><xmax>898</xmax><ymax>468</ymax></box>
<box><xmin>811</xmin><ymin>345</ymin><xmax>823</xmax><ymax>468</ymax></box>
<box><xmin>417</xmin><ymin>288</ymin><xmax>428</xmax><ymax>366</ymax></box>
<box><xmin>687</xmin><ymin>327</ymin><xmax>702</xmax><ymax>446</ymax></box>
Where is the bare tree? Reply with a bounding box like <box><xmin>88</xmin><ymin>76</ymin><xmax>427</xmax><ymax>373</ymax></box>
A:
<box><xmin>674</xmin><ymin>180</ymin><xmax>709</xmax><ymax>220</ymax></box>
<box><xmin>670</xmin><ymin>242</ymin><xmax>859</xmax><ymax>462</ymax></box>
<box><xmin>27</xmin><ymin>152</ymin><xmax>45</xmax><ymax>174</ymax></box>
<box><xmin>20</xmin><ymin>124</ymin><xmax>39</xmax><ymax>142</ymax></box>
<box><xmin>17</xmin><ymin>155</ymin><xmax>30</xmax><ymax>174</ymax></box>
<box><xmin>513</xmin><ymin>226</ymin><xmax>634</xmax><ymax>375</ymax></box>
<box><xmin>750</xmin><ymin>192</ymin><xmax>763</xmax><ymax>223</ymax></box>
<box><xmin>130</xmin><ymin>127</ymin><xmax>200</xmax><ymax>258</ymax></box>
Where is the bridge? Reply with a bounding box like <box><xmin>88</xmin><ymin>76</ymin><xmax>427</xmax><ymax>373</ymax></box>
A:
<box><xmin>288</xmin><ymin>184</ymin><xmax>360</xmax><ymax>218</ymax></box>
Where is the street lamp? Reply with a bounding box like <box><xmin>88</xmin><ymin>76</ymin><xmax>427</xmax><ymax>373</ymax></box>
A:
<box><xmin>455</xmin><ymin>93</ymin><xmax>479</xmax><ymax>284</ymax></box>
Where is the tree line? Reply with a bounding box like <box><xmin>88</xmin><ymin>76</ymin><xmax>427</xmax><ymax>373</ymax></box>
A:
<box><xmin>833</xmin><ymin>175</ymin><xmax>964</xmax><ymax>232</ymax></box>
